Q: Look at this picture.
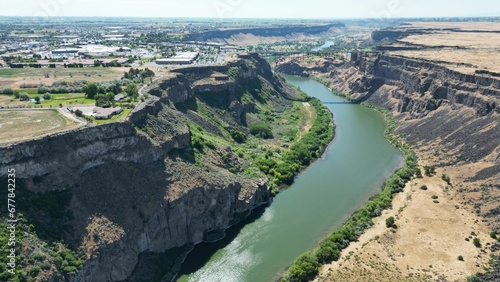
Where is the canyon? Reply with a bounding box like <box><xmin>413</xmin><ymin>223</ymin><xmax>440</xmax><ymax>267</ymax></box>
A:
<box><xmin>276</xmin><ymin>21</ymin><xmax>499</xmax><ymax>281</ymax></box>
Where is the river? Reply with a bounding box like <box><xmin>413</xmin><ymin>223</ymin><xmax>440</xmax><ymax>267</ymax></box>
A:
<box><xmin>176</xmin><ymin>75</ymin><xmax>403</xmax><ymax>282</ymax></box>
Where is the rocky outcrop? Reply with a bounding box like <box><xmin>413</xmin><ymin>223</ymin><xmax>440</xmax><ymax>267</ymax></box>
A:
<box><xmin>148</xmin><ymin>73</ymin><xmax>194</xmax><ymax>104</ymax></box>
<box><xmin>275</xmin><ymin>56</ymin><xmax>343</xmax><ymax>77</ymax></box>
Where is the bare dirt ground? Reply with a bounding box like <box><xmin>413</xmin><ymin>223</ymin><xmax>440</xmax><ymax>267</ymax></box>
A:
<box><xmin>0</xmin><ymin>110</ymin><xmax>80</xmax><ymax>144</ymax></box>
<box><xmin>316</xmin><ymin>151</ymin><xmax>497</xmax><ymax>282</ymax></box>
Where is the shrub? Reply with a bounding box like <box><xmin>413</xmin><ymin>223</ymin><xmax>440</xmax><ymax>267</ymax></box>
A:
<box><xmin>415</xmin><ymin>169</ymin><xmax>423</xmax><ymax>178</ymax></box>
<box><xmin>431</xmin><ymin>195</ymin><xmax>438</xmax><ymax>199</ymax></box>
<box><xmin>424</xmin><ymin>166</ymin><xmax>436</xmax><ymax>177</ymax></box>
<box><xmin>228</xmin><ymin>67</ymin><xmax>239</xmax><ymax>79</ymax></box>
<box><xmin>28</xmin><ymin>266</ymin><xmax>40</xmax><ymax>276</ymax></box>
<box><xmin>19</xmin><ymin>92</ymin><xmax>30</xmax><ymax>101</ymax></box>
<box><xmin>441</xmin><ymin>174</ymin><xmax>451</xmax><ymax>185</ymax></box>
<box><xmin>191</xmin><ymin>135</ymin><xmax>205</xmax><ymax>151</ymax></box>
<box><xmin>62</xmin><ymin>266</ymin><xmax>78</xmax><ymax>273</ymax></box>
<box><xmin>229</xmin><ymin>129</ymin><xmax>247</xmax><ymax>143</ymax></box>
<box><xmin>458</xmin><ymin>255</ymin><xmax>464</xmax><ymax>261</ymax></box>
<box><xmin>385</xmin><ymin>216</ymin><xmax>396</xmax><ymax>228</ymax></box>
<box><xmin>287</xmin><ymin>252</ymin><xmax>320</xmax><ymax>282</ymax></box>
<box><xmin>249</xmin><ymin>122</ymin><xmax>273</xmax><ymax>139</ymax></box>
<box><xmin>490</xmin><ymin>232</ymin><xmax>497</xmax><ymax>239</ymax></box>
<box><xmin>467</xmin><ymin>275</ymin><xmax>481</xmax><ymax>282</ymax></box>
<box><xmin>473</xmin><ymin>238</ymin><xmax>481</xmax><ymax>248</ymax></box>
<box><xmin>1</xmin><ymin>88</ymin><xmax>13</xmax><ymax>94</ymax></box>
<box><xmin>420</xmin><ymin>185</ymin><xmax>428</xmax><ymax>190</ymax></box>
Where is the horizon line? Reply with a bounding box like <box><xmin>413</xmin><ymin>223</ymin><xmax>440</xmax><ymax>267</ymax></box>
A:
<box><xmin>0</xmin><ymin>15</ymin><xmax>499</xmax><ymax>20</ymax></box>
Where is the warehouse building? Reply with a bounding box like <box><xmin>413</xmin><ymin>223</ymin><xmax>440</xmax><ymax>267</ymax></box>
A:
<box><xmin>156</xmin><ymin>52</ymin><xmax>199</xmax><ymax>65</ymax></box>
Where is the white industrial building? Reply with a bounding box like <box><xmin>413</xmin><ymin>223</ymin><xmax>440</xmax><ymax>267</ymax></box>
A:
<box><xmin>156</xmin><ymin>52</ymin><xmax>199</xmax><ymax>65</ymax></box>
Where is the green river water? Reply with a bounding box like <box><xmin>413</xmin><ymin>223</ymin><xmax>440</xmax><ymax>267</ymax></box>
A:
<box><xmin>176</xmin><ymin>75</ymin><xmax>404</xmax><ymax>282</ymax></box>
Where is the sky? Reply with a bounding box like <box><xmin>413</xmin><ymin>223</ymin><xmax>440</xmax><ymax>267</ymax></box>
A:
<box><xmin>0</xmin><ymin>0</ymin><xmax>499</xmax><ymax>19</ymax></box>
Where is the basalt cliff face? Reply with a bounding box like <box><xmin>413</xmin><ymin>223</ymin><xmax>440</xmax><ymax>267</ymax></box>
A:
<box><xmin>277</xmin><ymin>53</ymin><xmax>499</xmax><ymax>175</ymax></box>
<box><xmin>327</xmin><ymin>53</ymin><xmax>500</xmax><ymax>168</ymax></box>
<box><xmin>0</xmin><ymin>54</ymin><xmax>293</xmax><ymax>282</ymax></box>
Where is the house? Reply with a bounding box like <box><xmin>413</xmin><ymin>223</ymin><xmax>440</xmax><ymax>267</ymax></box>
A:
<box><xmin>114</xmin><ymin>94</ymin><xmax>126</xmax><ymax>102</ymax></box>
<box><xmin>93</xmin><ymin>107</ymin><xmax>122</xmax><ymax>120</ymax></box>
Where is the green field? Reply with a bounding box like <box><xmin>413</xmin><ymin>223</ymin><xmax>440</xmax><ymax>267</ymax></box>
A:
<box><xmin>0</xmin><ymin>93</ymin><xmax>95</xmax><ymax>108</ymax></box>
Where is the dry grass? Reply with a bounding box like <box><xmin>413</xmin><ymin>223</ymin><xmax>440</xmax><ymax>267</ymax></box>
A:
<box><xmin>406</xmin><ymin>22</ymin><xmax>500</xmax><ymax>32</ymax></box>
<box><xmin>389</xmin><ymin>22</ymin><xmax>500</xmax><ymax>74</ymax></box>
<box><xmin>392</xmin><ymin>50</ymin><xmax>500</xmax><ymax>73</ymax></box>
<box><xmin>316</xmin><ymin>144</ymin><xmax>498</xmax><ymax>282</ymax></box>
<box><xmin>400</xmin><ymin>32</ymin><xmax>500</xmax><ymax>49</ymax></box>
<box><xmin>0</xmin><ymin>110</ymin><xmax>79</xmax><ymax>143</ymax></box>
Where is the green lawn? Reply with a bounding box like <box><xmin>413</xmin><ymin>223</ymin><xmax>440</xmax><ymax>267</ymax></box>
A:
<box><xmin>29</xmin><ymin>93</ymin><xmax>95</xmax><ymax>107</ymax></box>
<box><xmin>0</xmin><ymin>93</ymin><xmax>94</xmax><ymax>108</ymax></box>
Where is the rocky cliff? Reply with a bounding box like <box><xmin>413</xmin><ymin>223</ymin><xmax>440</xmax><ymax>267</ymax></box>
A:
<box><xmin>277</xmin><ymin>52</ymin><xmax>499</xmax><ymax>168</ymax></box>
<box><xmin>0</xmin><ymin>54</ymin><xmax>299</xmax><ymax>282</ymax></box>
<box><xmin>331</xmin><ymin>52</ymin><xmax>500</xmax><ymax>166</ymax></box>
<box><xmin>186</xmin><ymin>23</ymin><xmax>345</xmax><ymax>42</ymax></box>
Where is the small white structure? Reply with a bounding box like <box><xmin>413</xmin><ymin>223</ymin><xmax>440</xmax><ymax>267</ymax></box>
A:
<box><xmin>156</xmin><ymin>52</ymin><xmax>199</xmax><ymax>65</ymax></box>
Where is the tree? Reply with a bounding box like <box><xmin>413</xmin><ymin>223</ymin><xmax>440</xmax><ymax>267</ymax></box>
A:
<box><xmin>19</xmin><ymin>93</ymin><xmax>30</xmax><ymax>101</ymax></box>
<box><xmin>249</xmin><ymin>122</ymin><xmax>273</xmax><ymax>139</ymax></box>
<box><xmin>386</xmin><ymin>216</ymin><xmax>396</xmax><ymax>228</ymax></box>
<box><xmin>74</xmin><ymin>109</ymin><xmax>83</xmax><ymax>117</ymax></box>
<box><xmin>83</xmin><ymin>83</ymin><xmax>98</xmax><ymax>99</ymax></box>
<box><xmin>125</xmin><ymin>83</ymin><xmax>139</xmax><ymax>98</ymax></box>
<box><xmin>34</xmin><ymin>96</ymin><xmax>41</xmax><ymax>104</ymax></box>
<box><xmin>43</xmin><ymin>93</ymin><xmax>51</xmax><ymax>100</ymax></box>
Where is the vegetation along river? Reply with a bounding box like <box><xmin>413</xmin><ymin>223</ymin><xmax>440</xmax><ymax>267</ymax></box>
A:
<box><xmin>176</xmin><ymin>75</ymin><xmax>404</xmax><ymax>282</ymax></box>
